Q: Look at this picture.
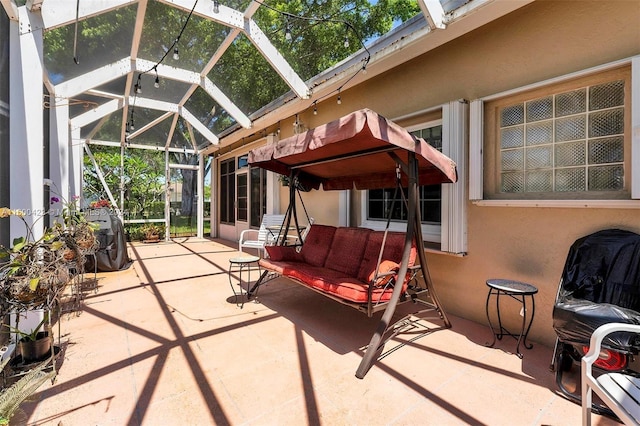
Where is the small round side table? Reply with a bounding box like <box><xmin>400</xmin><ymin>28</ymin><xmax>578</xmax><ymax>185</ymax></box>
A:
<box><xmin>228</xmin><ymin>256</ymin><xmax>261</xmax><ymax>308</ymax></box>
<box><xmin>485</xmin><ymin>278</ymin><xmax>538</xmax><ymax>358</ymax></box>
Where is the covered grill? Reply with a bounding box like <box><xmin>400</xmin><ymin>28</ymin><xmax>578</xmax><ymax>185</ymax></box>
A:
<box><xmin>552</xmin><ymin>228</ymin><xmax>640</xmax><ymax>416</ymax></box>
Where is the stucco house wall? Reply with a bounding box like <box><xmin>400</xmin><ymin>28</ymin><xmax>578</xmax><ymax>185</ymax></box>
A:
<box><xmin>255</xmin><ymin>0</ymin><xmax>640</xmax><ymax>347</ymax></box>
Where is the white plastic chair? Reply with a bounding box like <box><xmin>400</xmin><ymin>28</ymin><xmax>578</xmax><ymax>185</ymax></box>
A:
<box><xmin>582</xmin><ymin>322</ymin><xmax>640</xmax><ymax>426</ymax></box>
<box><xmin>286</xmin><ymin>218</ymin><xmax>314</xmax><ymax>251</ymax></box>
<box><xmin>238</xmin><ymin>214</ymin><xmax>286</xmax><ymax>257</ymax></box>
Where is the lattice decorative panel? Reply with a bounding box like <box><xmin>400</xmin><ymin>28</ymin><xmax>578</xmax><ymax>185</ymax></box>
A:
<box><xmin>526</xmin><ymin>146</ymin><xmax>552</xmax><ymax>170</ymax></box>
<box><xmin>526</xmin><ymin>97</ymin><xmax>553</xmax><ymax>122</ymax></box>
<box><xmin>589</xmin><ymin>136</ymin><xmax>624</xmax><ymax>164</ymax></box>
<box><xmin>501</xmin><ymin>126</ymin><xmax>524</xmax><ymax>149</ymax></box>
<box><xmin>556</xmin><ymin>89</ymin><xmax>586</xmax><ymax>117</ymax></box>
<box><xmin>555</xmin><ymin>168</ymin><xmax>586</xmax><ymax>192</ymax></box>
<box><xmin>555</xmin><ymin>116</ymin><xmax>586</xmax><ymax>142</ymax></box>
<box><xmin>589</xmin><ymin>165</ymin><xmax>624</xmax><ymax>191</ymax></box>
<box><xmin>589</xmin><ymin>108</ymin><xmax>624</xmax><ymax>138</ymax></box>
<box><xmin>501</xmin><ymin>149</ymin><xmax>523</xmax><ymax>171</ymax></box>
<box><xmin>589</xmin><ymin>80</ymin><xmax>624</xmax><ymax>110</ymax></box>
<box><xmin>526</xmin><ymin>121</ymin><xmax>552</xmax><ymax>146</ymax></box>
<box><xmin>501</xmin><ymin>104</ymin><xmax>524</xmax><ymax>127</ymax></box>
<box><xmin>555</xmin><ymin>141</ymin><xmax>586</xmax><ymax>167</ymax></box>
<box><xmin>526</xmin><ymin>170</ymin><xmax>553</xmax><ymax>192</ymax></box>
<box><xmin>501</xmin><ymin>172</ymin><xmax>524</xmax><ymax>192</ymax></box>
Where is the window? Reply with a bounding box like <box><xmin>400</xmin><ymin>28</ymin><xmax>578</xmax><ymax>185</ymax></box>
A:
<box><xmin>367</xmin><ymin>124</ymin><xmax>443</xmax><ymax>226</ymax></box>
<box><xmin>473</xmin><ymin>63</ymin><xmax>636</xmax><ymax>203</ymax></box>
<box><xmin>249</xmin><ymin>167</ymin><xmax>267</xmax><ymax>227</ymax></box>
<box><xmin>220</xmin><ymin>158</ymin><xmax>235</xmax><ymax>224</ymax></box>
<box><xmin>360</xmin><ymin>100</ymin><xmax>468</xmax><ymax>255</ymax></box>
<box><xmin>237</xmin><ymin>173</ymin><xmax>247</xmax><ymax>222</ymax></box>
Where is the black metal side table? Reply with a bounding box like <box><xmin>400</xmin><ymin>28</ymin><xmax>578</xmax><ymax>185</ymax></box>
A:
<box><xmin>485</xmin><ymin>278</ymin><xmax>538</xmax><ymax>358</ymax></box>
<box><xmin>228</xmin><ymin>256</ymin><xmax>261</xmax><ymax>308</ymax></box>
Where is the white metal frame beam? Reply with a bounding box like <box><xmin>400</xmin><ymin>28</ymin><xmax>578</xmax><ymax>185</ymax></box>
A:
<box><xmin>40</xmin><ymin>0</ymin><xmax>135</xmax><ymax>31</ymax></box>
<box><xmin>87</xmin><ymin>139</ymin><xmax>196</xmax><ymax>154</ymax></box>
<box><xmin>419</xmin><ymin>0</ymin><xmax>447</xmax><ymax>30</ymax></box>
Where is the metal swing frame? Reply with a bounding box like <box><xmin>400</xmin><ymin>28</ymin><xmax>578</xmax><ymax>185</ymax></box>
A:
<box><xmin>251</xmin><ymin>150</ymin><xmax>452</xmax><ymax>378</ymax></box>
<box><xmin>246</xmin><ymin>109</ymin><xmax>457</xmax><ymax>378</ymax></box>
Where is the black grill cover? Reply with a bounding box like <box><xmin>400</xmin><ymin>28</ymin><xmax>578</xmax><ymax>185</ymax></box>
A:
<box><xmin>86</xmin><ymin>208</ymin><xmax>131</xmax><ymax>272</ymax></box>
<box><xmin>553</xmin><ymin>229</ymin><xmax>640</xmax><ymax>350</ymax></box>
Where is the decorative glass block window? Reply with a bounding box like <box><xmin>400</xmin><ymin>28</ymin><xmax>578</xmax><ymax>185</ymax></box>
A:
<box><xmin>498</xmin><ymin>80</ymin><xmax>625</xmax><ymax>195</ymax></box>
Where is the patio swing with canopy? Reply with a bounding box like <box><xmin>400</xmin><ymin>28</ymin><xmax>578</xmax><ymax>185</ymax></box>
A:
<box><xmin>247</xmin><ymin>108</ymin><xmax>458</xmax><ymax>378</ymax></box>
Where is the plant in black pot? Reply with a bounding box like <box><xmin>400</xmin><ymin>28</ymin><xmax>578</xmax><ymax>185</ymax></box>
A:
<box><xmin>4</xmin><ymin>311</ymin><xmax>52</xmax><ymax>364</ymax></box>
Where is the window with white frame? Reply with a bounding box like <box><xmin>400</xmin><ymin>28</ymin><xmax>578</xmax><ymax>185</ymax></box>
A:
<box><xmin>471</xmin><ymin>60</ymin><xmax>640</xmax><ymax>204</ymax></box>
<box><xmin>365</xmin><ymin>122</ymin><xmax>443</xmax><ymax>238</ymax></box>
<box><xmin>361</xmin><ymin>100</ymin><xmax>468</xmax><ymax>255</ymax></box>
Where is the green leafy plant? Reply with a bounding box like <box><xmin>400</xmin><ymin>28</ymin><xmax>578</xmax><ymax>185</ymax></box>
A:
<box><xmin>140</xmin><ymin>223</ymin><xmax>165</xmax><ymax>240</ymax></box>
<box><xmin>2</xmin><ymin>311</ymin><xmax>49</xmax><ymax>342</ymax></box>
<box><xmin>0</xmin><ymin>355</ymin><xmax>55</xmax><ymax>425</ymax></box>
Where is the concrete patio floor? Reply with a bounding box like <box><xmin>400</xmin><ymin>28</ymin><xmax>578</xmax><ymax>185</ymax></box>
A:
<box><xmin>13</xmin><ymin>238</ymin><xmax>618</xmax><ymax>425</ymax></box>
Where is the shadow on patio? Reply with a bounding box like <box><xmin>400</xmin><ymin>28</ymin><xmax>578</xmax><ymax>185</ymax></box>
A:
<box><xmin>15</xmin><ymin>239</ymin><xmax>618</xmax><ymax>425</ymax></box>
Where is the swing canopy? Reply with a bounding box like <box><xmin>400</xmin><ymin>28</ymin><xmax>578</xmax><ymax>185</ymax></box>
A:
<box><xmin>248</xmin><ymin>109</ymin><xmax>458</xmax><ymax>190</ymax></box>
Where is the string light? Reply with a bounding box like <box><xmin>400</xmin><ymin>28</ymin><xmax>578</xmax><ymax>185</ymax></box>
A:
<box><xmin>285</xmin><ymin>23</ymin><xmax>292</xmax><ymax>41</ymax></box>
<box><xmin>134</xmin><ymin>74</ymin><xmax>142</xmax><ymax>94</ymax></box>
<box><xmin>126</xmin><ymin>0</ymin><xmax>372</xmax><ymax>148</ymax></box>
<box><xmin>258</xmin><ymin>1</ymin><xmax>370</xmax><ymax>125</ymax></box>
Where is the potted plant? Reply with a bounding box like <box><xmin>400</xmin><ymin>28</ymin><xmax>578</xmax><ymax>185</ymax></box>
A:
<box><xmin>141</xmin><ymin>223</ymin><xmax>164</xmax><ymax>243</ymax></box>
<box><xmin>3</xmin><ymin>311</ymin><xmax>52</xmax><ymax>363</ymax></box>
<box><xmin>0</xmin><ymin>209</ymin><xmax>70</xmax><ymax>311</ymax></box>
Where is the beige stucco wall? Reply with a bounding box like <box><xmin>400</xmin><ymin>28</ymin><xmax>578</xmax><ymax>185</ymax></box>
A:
<box><xmin>264</xmin><ymin>0</ymin><xmax>640</xmax><ymax>347</ymax></box>
<box><xmin>218</xmin><ymin>1</ymin><xmax>640</xmax><ymax>347</ymax></box>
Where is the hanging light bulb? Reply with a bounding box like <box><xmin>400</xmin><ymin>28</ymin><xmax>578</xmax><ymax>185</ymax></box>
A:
<box><xmin>212</xmin><ymin>0</ymin><xmax>219</xmax><ymax>13</ymax></box>
<box><xmin>344</xmin><ymin>36</ymin><xmax>349</xmax><ymax>48</ymax></box>
<box><xmin>135</xmin><ymin>82</ymin><xmax>142</xmax><ymax>94</ymax></box>
<box><xmin>130</xmin><ymin>120</ymin><xmax>135</xmax><ymax>131</ymax></box>
<box><xmin>313</xmin><ymin>102</ymin><xmax>318</xmax><ymax>115</ymax></box>
<box><xmin>284</xmin><ymin>18</ymin><xmax>291</xmax><ymax>41</ymax></box>
<box><xmin>173</xmin><ymin>46</ymin><xmax>179</xmax><ymax>60</ymax></box>
<box><xmin>154</xmin><ymin>76</ymin><xmax>160</xmax><ymax>88</ymax></box>
<box><xmin>337</xmin><ymin>92</ymin><xmax>342</xmax><ymax>105</ymax></box>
